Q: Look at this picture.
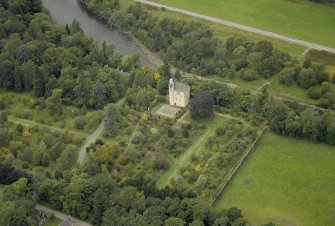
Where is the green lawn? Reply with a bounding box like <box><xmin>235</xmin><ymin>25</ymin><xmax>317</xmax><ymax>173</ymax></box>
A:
<box><xmin>43</xmin><ymin>217</ymin><xmax>63</xmax><ymax>226</ymax></box>
<box><xmin>157</xmin><ymin>116</ymin><xmax>229</xmax><ymax>188</ymax></box>
<box><xmin>155</xmin><ymin>0</ymin><xmax>335</xmax><ymax>48</ymax></box>
<box><xmin>214</xmin><ymin>133</ymin><xmax>335</xmax><ymax>226</ymax></box>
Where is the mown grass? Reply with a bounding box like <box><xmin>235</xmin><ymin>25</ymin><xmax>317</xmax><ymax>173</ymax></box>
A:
<box><xmin>157</xmin><ymin>116</ymin><xmax>229</xmax><ymax>188</ymax></box>
<box><xmin>214</xmin><ymin>133</ymin><xmax>335</xmax><ymax>226</ymax></box>
<box><xmin>155</xmin><ymin>0</ymin><xmax>335</xmax><ymax>48</ymax></box>
<box><xmin>307</xmin><ymin>49</ymin><xmax>335</xmax><ymax>66</ymax></box>
<box><xmin>43</xmin><ymin>217</ymin><xmax>63</xmax><ymax>226</ymax></box>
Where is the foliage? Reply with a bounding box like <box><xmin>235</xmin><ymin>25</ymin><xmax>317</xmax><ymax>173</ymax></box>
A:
<box><xmin>0</xmin><ymin>164</ymin><xmax>32</xmax><ymax>185</ymax></box>
<box><xmin>190</xmin><ymin>91</ymin><xmax>214</xmax><ymax>120</ymax></box>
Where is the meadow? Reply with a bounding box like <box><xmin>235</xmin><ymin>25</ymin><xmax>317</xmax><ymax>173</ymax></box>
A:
<box><xmin>155</xmin><ymin>0</ymin><xmax>335</xmax><ymax>48</ymax></box>
<box><xmin>214</xmin><ymin>133</ymin><xmax>335</xmax><ymax>226</ymax></box>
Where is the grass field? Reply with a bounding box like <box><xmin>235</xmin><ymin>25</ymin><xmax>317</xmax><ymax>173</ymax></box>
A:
<box><xmin>214</xmin><ymin>133</ymin><xmax>335</xmax><ymax>226</ymax></box>
<box><xmin>43</xmin><ymin>217</ymin><xmax>63</xmax><ymax>226</ymax></box>
<box><xmin>155</xmin><ymin>0</ymin><xmax>335</xmax><ymax>48</ymax></box>
<box><xmin>157</xmin><ymin>116</ymin><xmax>230</xmax><ymax>188</ymax></box>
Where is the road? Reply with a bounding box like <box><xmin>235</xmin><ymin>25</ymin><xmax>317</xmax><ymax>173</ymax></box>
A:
<box><xmin>36</xmin><ymin>204</ymin><xmax>92</xmax><ymax>226</ymax></box>
<box><xmin>136</xmin><ymin>0</ymin><xmax>335</xmax><ymax>54</ymax></box>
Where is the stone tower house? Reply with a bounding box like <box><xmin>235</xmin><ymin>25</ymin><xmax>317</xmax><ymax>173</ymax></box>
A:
<box><xmin>169</xmin><ymin>78</ymin><xmax>190</xmax><ymax>107</ymax></box>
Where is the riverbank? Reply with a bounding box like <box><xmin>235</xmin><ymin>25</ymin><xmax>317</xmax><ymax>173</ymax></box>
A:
<box><xmin>42</xmin><ymin>0</ymin><xmax>155</xmax><ymax>66</ymax></box>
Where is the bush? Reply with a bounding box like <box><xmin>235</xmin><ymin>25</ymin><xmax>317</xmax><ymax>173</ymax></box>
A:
<box><xmin>95</xmin><ymin>139</ymin><xmax>104</xmax><ymax>145</ymax></box>
<box><xmin>182</xmin><ymin>129</ymin><xmax>189</xmax><ymax>138</ymax></box>
<box><xmin>22</xmin><ymin>162</ymin><xmax>29</xmax><ymax>169</ymax></box>
<box><xmin>307</xmin><ymin>87</ymin><xmax>321</xmax><ymax>99</ymax></box>
<box><xmin>241</xmin><ymin>69</ymin><xmax>257</xmax><ymax>81</ymax></box>
<box><xmin>154</xmin><ymin>155</ymin><xmax>169</xmax><ymax>170</ymax></box>
<box><xmin>167</xmin><ymin>129</ymin><xmax>174</xmax><ymax>138</ymax></box>
<box><xmin>0</xmin><ymin>99</ymin><xmax>5</xmax><ymax>109</ymax></box>
<box><xmin>74</xmin><ymin>116</ymin><xmax>85</xmax><ymax>130</ymax></box>
<box><xmin>0</xmin><ymin>111</ymin><xmax>8</xmax><ymax>124</ymax></box>
<box><xmin>215</xmin><ymin>126</ymin><xmax>226</xmax><ymax>136</ymax></box>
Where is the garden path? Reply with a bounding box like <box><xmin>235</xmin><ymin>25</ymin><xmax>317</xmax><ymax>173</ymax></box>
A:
<box><xmin>36</xmin><ymin>204</ymin><xmax>92</xmax><ymax>226</ymax></box>
<box><xmin>78</xmin><ymin>97</ymin><xmax>126</xmax><ymax>164</ymax></box>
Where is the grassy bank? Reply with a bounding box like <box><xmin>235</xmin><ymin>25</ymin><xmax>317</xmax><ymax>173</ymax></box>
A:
<box><xmin>214</xmin><ymin>133</ymin><xmax>335</xmax><ymax>226</ymax></box>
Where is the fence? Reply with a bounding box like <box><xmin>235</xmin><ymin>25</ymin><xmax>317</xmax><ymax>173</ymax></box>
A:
<box><xmin>210</xmin><ymin>126</ymin><xmax>269</xmax><ymax>206</ymax></box>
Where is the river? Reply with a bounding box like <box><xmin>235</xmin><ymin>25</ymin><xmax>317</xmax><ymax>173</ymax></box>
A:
<box><xmin>42</xmin><ymin>0</ymin><xmax>154</xmax><ymax>66</ymax></box>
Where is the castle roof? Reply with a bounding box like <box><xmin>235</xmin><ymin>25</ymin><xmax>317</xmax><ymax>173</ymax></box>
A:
<box><xmin>174</xmin><ymin>82</ymin><xmax>190</xmax><ymax>94</ymax></box>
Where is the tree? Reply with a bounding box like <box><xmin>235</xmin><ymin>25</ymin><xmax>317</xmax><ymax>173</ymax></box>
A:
<box><xmin>297</xmin><ymin>68</ymin><xmax>316</xmax><ymax>89</ymax></box>
<box><xmin>301</xmin><ymin>109</ymin><xmax>325</xmax><ymax>142</ymax></box>
<box><xmin>0</xmin><ymin>203</ymin><xmax>28</xmax><ymax>226</ymax></box>
<box><xmin>0</xmin><ymin>111</ymin><xmax>8</xmax><ymax>124</ymax></box>
<box><xmin>95</xmin><ymin>80</ymin><xmax>108</xmax><ymax>109</ymax></box>
<box><xmin>70</xmin><ymin>19</ymin><xmax>83</xmax><ymax>34</ymax></box>
<box><xmin>0</xmin><ymin>128</ymin><xmax>11</xmax><ymax>146</ymax></box>
<box><xmin>46</xmin><ymin>88</ymin><xmax>63</xmax><ymax>116</ymax></box>
<box><xmin>190</xmin><ymin>91</ymin><xmax>214</xmax><ymax>120</ymax></box>
<box><xmin>57</xmin><ymin>144</ymin><xmax>78</xmax><ymax>170</ymax></box>
<box><xmin>104</xmin><ymin>104</ymin><xmax>121</xmax><ymax>137</ymax></box>
<box><xmin>165</xmin><ymin>217</ymin><xmax>186</xmax><ymax>226</ymax></box>
<box><xmin>0</xmin><ymin>164</ymin><xmax>32</xmax><ymax>185</ymax></box>
<box><xmin>91</xmin><ymin>189</ymin><xmax>109</xmax><ymax>225</ymax></box>
<box><xmin>18</xmin><ymin>147</ymin><xmax>32</xmax><ymax>163</ymax></box>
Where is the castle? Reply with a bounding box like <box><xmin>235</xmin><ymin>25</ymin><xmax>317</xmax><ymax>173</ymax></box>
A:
<box><xmin>169</xmin><ymin>78</ymin><xmax>190</xmax><ymax>107</ymax></box>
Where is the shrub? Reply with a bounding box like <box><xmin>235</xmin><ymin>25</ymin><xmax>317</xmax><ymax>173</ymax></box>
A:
<box><xmin>0</xmin><ymin>99</ymin><xmax>5</xmax><ymax>109</ymax></box>
<box><xmin>167</xmin><ymin>129</ymin><xmax>174</xmax><ymax>138</ymax></box>
<box><xmin>0</xmin><ymin>111</ymin><xmax>8</xmax><ymax>124</ymax></box>
<box><xmin>182</xmin><ymin>129</ymin><xmax>189</xmax><ymax>138</ymax></box>
<box><xmin>307</xmin><ymin>87</ymin><xmax>321</xmax><ymax>99</ymax></box>
<box><xmin>74</xmin><ymin>116</ymin><xmax>85</xmax><ymax>130</ymax></box>
<box><xmin>154</xmin><ymin>155</ymin><xmax>169</xmax><ymax>170</ymax></box>
<box><xmin>241</xmin><ymin>69</ymin><xmax>257</xmax><ymax>81</ymax></box>
<box><xmin>22</xmin><ymin>162</ymin><xmax>29</xmax><ymax>169</ymax></box>
<box><xmin>95</xmin><ymin>139</ymin><xmax>104</xmax><ymax>145</ymax></box>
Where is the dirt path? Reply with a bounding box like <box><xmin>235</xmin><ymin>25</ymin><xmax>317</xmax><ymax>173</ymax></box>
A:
<box><xmin>78</xmin><ymin>120</ymin><xmax>104</xmax><ymax>164</ymax></box>
<box><xmin>127</xmin><ymin>120</ymin><xmax>141</xmax><ymax>148</ymax></box>
<box><xmin>78</xmin><ymin>98</ymin><xmax>126</xmax><ymax>164</ymax></box>
<box><xmin>36</xmin><ymin>204</ymin><xmax>92</xmax><ymax>226</ymax></box>
<box><xmin>214</xmin><ymin>112</ymin><xmax>248</xmax><ymax>125</ymax></box>
<box><xmin>8</xmin><ymin>115</ymin><xmax>86</xmax><ymax>137</ymax></box>
<box><xmin>136</xmin><ymin>0</ymin><xmax>335</xmax><ymax>54</ymax></box>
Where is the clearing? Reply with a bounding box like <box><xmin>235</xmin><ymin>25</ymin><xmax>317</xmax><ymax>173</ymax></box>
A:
<box><xmin>214</xmin><ymin>133</ymin><xmax>335</xmax><ymax>226</ymax></box>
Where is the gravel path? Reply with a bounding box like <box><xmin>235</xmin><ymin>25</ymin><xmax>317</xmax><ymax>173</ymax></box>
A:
<box><xmin>36</xmin><ymin>204</ymin><xmax>92</xmax><ymax>226</ymax></box>
<box><xmin>136</xmin><ymin>0</ymin><xmax>335</xmax><ymax>54</ymax></box>
<box><xmin>78</xmin><ymin>98</ymin><xmax>126</xmax><ymax>164</ymax></box>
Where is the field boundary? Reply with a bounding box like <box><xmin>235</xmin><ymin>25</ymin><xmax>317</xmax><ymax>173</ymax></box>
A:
<box><xmin>210</xmin><ymin>126</ymin><xmax>269</xmax><ymax>206</ymax></box>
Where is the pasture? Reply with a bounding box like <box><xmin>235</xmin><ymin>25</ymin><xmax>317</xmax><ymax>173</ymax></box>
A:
<box><xmin>155</xmin><ymin>0</ymin><xmax>335</xmax><ymax>48</ymax></box>
<box><xmin>214</xmin><ymin>133</ymin><xmax>335</xmax><ymax>226</ymax></box>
